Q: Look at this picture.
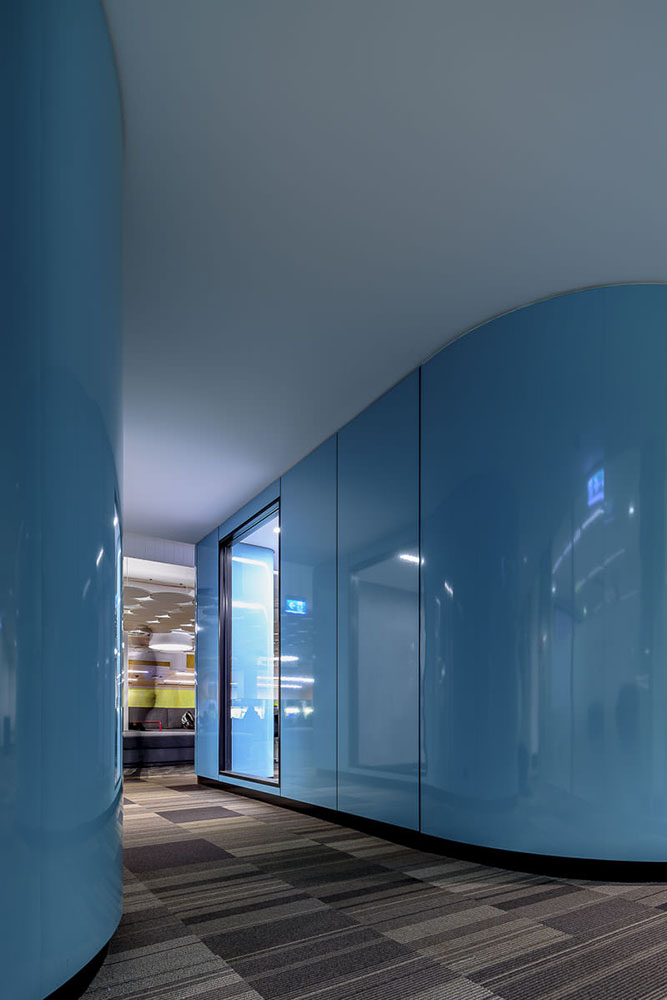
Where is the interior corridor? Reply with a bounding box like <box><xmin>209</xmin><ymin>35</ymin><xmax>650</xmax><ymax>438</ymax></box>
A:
<box><xmin>82</xmin><ymin>773</ymin><xmax>667</xmax><ymax>1000</ymax></box>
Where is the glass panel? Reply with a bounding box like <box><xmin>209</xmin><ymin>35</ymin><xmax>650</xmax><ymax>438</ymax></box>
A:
<box><xmin>229</xmin><ymin>509</ymin><xmax>280</xmax><ymax>780</ymax></box>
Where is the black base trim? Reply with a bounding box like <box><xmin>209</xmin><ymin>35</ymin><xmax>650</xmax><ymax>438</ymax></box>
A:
<box><xmin>197</xmin><ymin>775</ymin><xmax>667</xmax><ymax>882</ymax></box>
<box><xmin>44</xmin><ymin>941</ymin><xmax>110</xmax><ymax>1000</ymax></box>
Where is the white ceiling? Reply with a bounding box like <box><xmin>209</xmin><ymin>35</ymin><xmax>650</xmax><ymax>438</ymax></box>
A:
<box><xmin>104</xmin><ymin>0</ymin><xmax>667</xmax><ymax>543</ymax></box>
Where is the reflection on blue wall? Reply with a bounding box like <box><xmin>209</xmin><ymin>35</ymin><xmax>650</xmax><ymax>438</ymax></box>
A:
<box><xmin>422</xmin><ymin>284</ymin><xmax>667</xmax><ymax>860</ymax></box>
<box><xmin>0</xmin><ymin>1</ymin><xmax>123</xmax><ymax>996</ymax></box>
<box><xmin>338</xmin><ymin>374</ymin><xmax>420</xmax><ymax>827</ymax></box>
<box><xmin>197</xmin><ymin>284</ymin><xmax>667</xmax><ymax>863</ymax></box>
<box><xmin>281</xmin><ymin>438</ymin><xmax>337</xmax><ymax>808</ymax></box>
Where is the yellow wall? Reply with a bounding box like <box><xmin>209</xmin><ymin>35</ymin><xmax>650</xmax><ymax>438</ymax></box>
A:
<box><xmin>128</xmin><ymin>686</ymin><xmax>195</xmax><ymax>708</ymax></box>
<box><xmin>128</xmin><ymin>657</ymin><xmax>195</xmax><ymax>708</ymax></box>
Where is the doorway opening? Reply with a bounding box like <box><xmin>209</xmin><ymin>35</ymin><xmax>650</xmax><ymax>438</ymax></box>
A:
<box><xmin>220</xmin><ymin>502</ymin><xmax>280</xmax><ymax>783</ymax></box>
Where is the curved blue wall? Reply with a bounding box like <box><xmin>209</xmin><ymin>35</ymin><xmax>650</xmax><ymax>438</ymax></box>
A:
<box><xmin>198</xmin><ymin>285</ymin><xmax>667</xmax><ymax>864</ymax></box>
<box><xmin>0</xmin><ymin>2</ymin><xmax>123</xmax><ymax>996</ymax></box>
<box><xmin>422</xmin><ymin>284</ymin><xmax>667</xmax><ymax>861</ymax></box>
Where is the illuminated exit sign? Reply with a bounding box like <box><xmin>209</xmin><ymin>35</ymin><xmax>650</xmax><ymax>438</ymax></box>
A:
<box><xmin>285</xmin><ymin>598</ymin><xmax>307</xmax><ymax>615</ymax></box>
<box><xmin>587</xmin><ymin>468</ymin><xmax>604</xmax><ymax>507</ymax></box>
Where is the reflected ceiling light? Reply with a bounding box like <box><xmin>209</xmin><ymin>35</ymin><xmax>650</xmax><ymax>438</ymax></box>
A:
<box><xmin>280</xmin><ymin>655</ymin><xmax>299</xmax><ymax>662</ymax></box>
<box><xmin>399</xmin><ymin>553</ymin><xmax>420</xmax><ymax>564</ymax></box>
<box><xmin>443</xmin><ymin>581</ymin><xmax>454</xmax><ymax>598</ymax></box>
<box><xmin>96</xmin><ymin>548</ymin><xmax>104</xmax><ymax>567</ymax></box>
<box><xmin>281</xmin><ymin>676</ymin><xmax>314</xmax><ymax>684</ymax></box>
<box><xmin>148</xmin><ymin>630</ymin><xmax>194</xmax><ymax>653</ymax></box>
<box><xmin>273</xmin><ymin>527</ymin><xmax>281</xmax><ymax>534</ymax></box>
<box><xmin>629</xmin><ymin>504</ymin><xmax>636</xmax><ymax>516</ymax></box>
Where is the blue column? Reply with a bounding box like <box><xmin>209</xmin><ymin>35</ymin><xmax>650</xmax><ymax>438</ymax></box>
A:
<box><xmin>0</xmin><ymin>2</ymin><xmax>123</xmax><ymax>996</ymax></box>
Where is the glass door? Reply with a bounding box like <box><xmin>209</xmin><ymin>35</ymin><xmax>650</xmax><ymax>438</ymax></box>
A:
<box><xmin>220</xmin><ymin>503</ymin><xmax>280</xmax><ymax>782</ymax></box>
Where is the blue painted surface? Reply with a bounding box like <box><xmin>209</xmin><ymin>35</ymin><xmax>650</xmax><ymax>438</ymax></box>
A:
<box><xmin>337</xmin><ymin>374</ymin><xmax>420</xmax><ymax>828</ymax></box>
<box><xmin>197</xmin><ymin>284</ymin><xmax>667</xmax><ymax>862</ymax></box>
<box><xmin>0</xmin><ymin>2</ymin><xmax>123</xmax><ymax>996</ymax></box>
<box><xmin>281</xmin><ymin>438</ymin><xmax>337</xmax><ymax>808</ymax></box>
<box><xmin>195</xmin><ymin>529</ymin><xmax>220</xmax><ymax>781</ymax></box>
<box><xmin>421</xmin><ymin>284</ymin><xmax>667</xmax><ymax>861</ymax></box>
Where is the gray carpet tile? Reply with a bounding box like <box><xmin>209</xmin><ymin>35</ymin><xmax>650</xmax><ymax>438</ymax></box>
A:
<box><xmin>157</xmin><ymin>805</ymin><xmax>239</xmax><ymax>823</ymax></box>
<box><xmin>80</xmin><ymin>772</ymin><xmax>667</xmax><ymax>999</ymax></box>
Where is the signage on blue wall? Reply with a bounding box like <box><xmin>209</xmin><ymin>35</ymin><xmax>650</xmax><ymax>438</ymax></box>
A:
<box><xmin>587</xmin><ymin>468</ymin><xmax>604</xmax><ymax>507</ymax></box>
<box><xmin>285</xmin><ymin>598</ymin><xmax>308</xmax><ymax>615</ymax></box>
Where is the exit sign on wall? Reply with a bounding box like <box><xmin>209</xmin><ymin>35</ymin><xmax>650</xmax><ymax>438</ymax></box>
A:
<box><xmin>285</xmin><ymin>598</ymin><xmax>307</xmax><ymax>615</ymax></box>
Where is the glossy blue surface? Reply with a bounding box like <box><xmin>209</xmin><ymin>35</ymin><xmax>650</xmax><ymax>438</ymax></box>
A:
<box><xmin>337</xmin><ymin>374</ymin><xmax>420</xmax><ymax>828</ymax></box>
<box><xmin>281</xmin><ymin>438</ymin><xmax>337</xmax><ymax>808</ymax></box>
<box><xmin>195</xmin><ymin>528</ymin><xmax>220</xmax><ymax>781</ymax></box>
<box><xmin>421</xmin><ymin>284</ymin><xmax>667</xmax><ymax>861</ymax></box>
<box><xmin>197</xmin><ymin>284</ymin><xmax>667</xmax><ymax>863</ymax></box>
<box><xmin>0</xmin><ymin>2</ymin><xmax>123</xmax><ymax>995</ymax></box>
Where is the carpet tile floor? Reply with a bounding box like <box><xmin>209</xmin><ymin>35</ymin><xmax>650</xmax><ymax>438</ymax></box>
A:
<box><xmin>82</xmin><ymin>771</ymin><xmax>667</xmax><ymax>999</ymax></box>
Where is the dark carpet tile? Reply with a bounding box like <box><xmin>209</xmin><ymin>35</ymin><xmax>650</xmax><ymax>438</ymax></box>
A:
<box><xmin>181</xmin><ymin>890</ymin><xmax>313</xmax><ymax>925</ymax></box>
<box><xmin>124</xmin><ymin>838</ymin><xmax>233</xmax><ymax>873</ymax></box>
<box><xmin>232</xmin><ymin>925</ymin><xmax>381</xmax><ymax>977</ymax></box>
<box><xmin>243</xmin><ymin>935</ymin><xmax>431</xmax><ymax>998</ymax></box>
<box><xmin>108</xmin><ymin>910</ymin><xmax>190</xmax><ymax>953</ymax></box>
<box><xmin>203</xmin><ymin>907</ymin><xmax>358</xmax><ymax>961</ymax></box>
<box><xmin>494</xmin><ymin>883</ymin><xmax>582</xmax><ymax>911</ymax></box>
<box><xmin>543</xmin><ymin>896</ymin><xmax>653</xmax><ymax>936</ymax></box>
<box><xmin>157</xmin><ymin>805</ymin><xmax>238</xmax><ymax>824</ymax></box>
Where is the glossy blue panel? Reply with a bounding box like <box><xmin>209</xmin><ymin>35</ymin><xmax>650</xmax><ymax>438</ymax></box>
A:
<box><xmin>0</xmin><ymin>2</ymin><xmax>123</xmax><ymax>996</ymax></box>
<box><xmin>421</xmin><ymin>284</ymin><xmax>667</xmax><ymax>861</ymax></box>
<box><xmin>281</xmin><ymin>438</ymin><xmax>337</xmax><ymax>808</ymax></box>
<box><xmin>338</xmin><ymin>374</ymin><xmax>419</xmax><ymax>827</ymax></box>
<box><xmin>195</xmin><ymin>529</ymin><xmax>220</xmax><ymax>781</ymax></box>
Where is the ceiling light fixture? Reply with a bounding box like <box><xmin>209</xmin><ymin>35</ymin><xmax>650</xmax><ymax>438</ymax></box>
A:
<box><xmin>148</xmin><ymin>630</ymin><xmax>194</xmax><ymax>653</ymax></box>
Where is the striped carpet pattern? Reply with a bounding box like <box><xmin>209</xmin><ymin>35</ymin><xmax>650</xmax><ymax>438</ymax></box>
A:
<box><xmin>82</xmin><ymin>771</ymin><xmax>667</xmax><ymax>999</ymax></box>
